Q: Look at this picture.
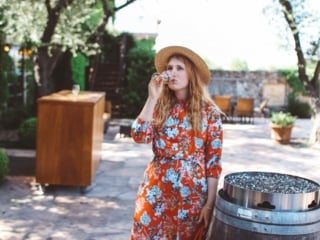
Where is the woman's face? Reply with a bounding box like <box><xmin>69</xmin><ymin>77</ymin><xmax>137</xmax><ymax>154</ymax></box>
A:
<box><xmin>166</xmin><ymin>57</ymin><xmax>189</xmax><ymax>97</ymax></box>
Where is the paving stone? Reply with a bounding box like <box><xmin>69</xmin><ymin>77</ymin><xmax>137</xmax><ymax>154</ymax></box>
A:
<box><xmin>0</xmin><ymin>118</ymin><xmax>319</xmax><ymax>239</ymax></box>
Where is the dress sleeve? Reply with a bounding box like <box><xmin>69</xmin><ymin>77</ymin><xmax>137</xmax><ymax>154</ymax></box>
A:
<box><xmin>205</xmin><ymin>106</ymin><xmax>223</xmax><ymax>178</ymax></box>
<box><xmin>131</xmin><ymin>118</ymin><xmax>154</xmax><ymax>144</ymax></box>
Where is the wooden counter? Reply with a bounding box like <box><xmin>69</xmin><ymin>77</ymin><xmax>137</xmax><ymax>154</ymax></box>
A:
<box><xmin>36</xmin><ymin>90</ymin><xmax>105</xmax><ymax>187</ymax></box>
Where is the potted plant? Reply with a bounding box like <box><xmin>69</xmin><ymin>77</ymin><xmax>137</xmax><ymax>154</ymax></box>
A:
<box><xmin>270</xmin><ymin>111</ymin><xmax>296</xmax><ymax>144</ymax></box>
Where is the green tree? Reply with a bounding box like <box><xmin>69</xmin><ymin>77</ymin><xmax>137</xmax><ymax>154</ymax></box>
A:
<box><xmin>266</xmin><ymin>0</ymin><xmax>320</xmax><ymax>145</ymax></box>
<box><xmin>0</xmin><ymin>0</ymin><xmax>136</xmax><ymax>98</ymax></box>
<box><xmin>229</xmin><ymin>58</ymin><xmax>249</xmax><ymax>71</ymax></box>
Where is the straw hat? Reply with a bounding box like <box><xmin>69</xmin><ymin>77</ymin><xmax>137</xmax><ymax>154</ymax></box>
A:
<box><xmin>154</xmin><ymin>45</ymin><xmax>211</xmax><ymax>85</ymax></box>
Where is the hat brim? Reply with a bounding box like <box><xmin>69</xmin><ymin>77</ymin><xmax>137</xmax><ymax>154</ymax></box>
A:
<box><xmin>154</xmin><ymin>46</ymin><xmax>211</xmax><ymax>85</ymax></box>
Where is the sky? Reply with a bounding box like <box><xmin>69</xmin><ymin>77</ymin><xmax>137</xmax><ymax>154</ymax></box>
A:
<box><xmin>110</xmin><ymin>0</ymin><xmax>318</xmax><ymax>70</ymax></box>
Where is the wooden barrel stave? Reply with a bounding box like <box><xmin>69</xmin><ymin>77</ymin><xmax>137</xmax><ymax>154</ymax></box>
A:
<box><xmin>207</xmin><ymin>189</ymin><xmax>320</xmax><ymax>240</ymax></box>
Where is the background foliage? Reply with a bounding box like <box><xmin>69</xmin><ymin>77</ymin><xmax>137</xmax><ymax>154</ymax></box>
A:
<box><xmin>0</xmin><ymin>148</ymin><xmax>9</xmax><ymax>181</ymax></box>
<box><xmin>17</xmin><ymin>117</ymin><xmax>37</xmax><ymax>149</ymax></box>
<box><xmin>71</xmin><ymin>53</ymin><xmax>89</xmax><ymax>90</ymax></box>
<box><xmin>120</xmin><ymin>38</ymin><xmax>156</xmax><ymax>118</ymax></box>
<box><xmin>278</xmin><ymin>69</ymin><xmax>311</xmax><ymax>118</ymax></box>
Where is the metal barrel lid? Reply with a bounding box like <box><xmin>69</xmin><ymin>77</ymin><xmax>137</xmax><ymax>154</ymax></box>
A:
<box><xmin>223</xmin><ymin>171</ymin><xmax>320</xmax><ymax>211</ymax></box>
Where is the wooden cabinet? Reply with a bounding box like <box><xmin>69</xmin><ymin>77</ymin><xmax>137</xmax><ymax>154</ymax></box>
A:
<box><xmin>36</xmin><ymin>90</ymin><xmax>105</xmax><ymax>187</ymax></box>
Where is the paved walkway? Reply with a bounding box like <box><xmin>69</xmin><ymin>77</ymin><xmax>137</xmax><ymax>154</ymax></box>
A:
<box><xmin>1</xmin><ymin>118</ymin><xmax>319</xmax><ymax>240</ymax></box>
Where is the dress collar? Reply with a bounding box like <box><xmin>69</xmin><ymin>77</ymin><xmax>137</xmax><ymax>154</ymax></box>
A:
<box><xmin>176</xmin><ymin>98</ymin><xmax>187</xmax><ymax>105</ymax></box>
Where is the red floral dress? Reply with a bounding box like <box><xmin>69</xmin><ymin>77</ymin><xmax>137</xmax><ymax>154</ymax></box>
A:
<box><xmin>130</xmin><ymin>100</ymin><xmax>223</xmax><ymax>240</ymax></box>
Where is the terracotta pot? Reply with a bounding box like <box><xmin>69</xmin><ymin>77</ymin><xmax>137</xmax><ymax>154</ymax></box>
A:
<box><xmin>270</xmin><ymin>124</ymin><xmax>293</xmax><ymax>144</ymax></box>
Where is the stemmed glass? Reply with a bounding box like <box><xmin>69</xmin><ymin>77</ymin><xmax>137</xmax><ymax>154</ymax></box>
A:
<box><xmin>152</xmin><ymin>71</ymin><xmax>171</xmax><ymax>84</ymax></box>
<box><xmin>72</xmin><ymin>84</ymin><xmax>80</xmax><ymax>99</ymax></box>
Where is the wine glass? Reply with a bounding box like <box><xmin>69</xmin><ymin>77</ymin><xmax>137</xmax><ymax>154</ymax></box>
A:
<box><xmin>72</xmin><ymin>84</ymin><xmax>80</xmax><ymax>97</ymax></box>
<box><xmin>152</xmin><ymin>71</ymin><xmax>171</xmax><ymax>84</ymax></box>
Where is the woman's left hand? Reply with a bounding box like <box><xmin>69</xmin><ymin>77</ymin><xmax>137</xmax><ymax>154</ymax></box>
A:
<box><xmin>198</xmin><ymin>205</ymin><xmax>213</xmax><ymax>228</ymax></box>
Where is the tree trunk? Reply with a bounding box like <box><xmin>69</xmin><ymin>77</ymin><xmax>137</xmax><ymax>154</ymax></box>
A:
<box><xmin>53</xmin><ymin>51</ymin><xmax>73</xmax><ymax>91</ymax></box>
<box><xmin>34</xmin><ymin>46</ymin><xmax>63</xmax><ymax>97</ymax></box>
<box><xmin>278</xmin><ymin>0</ymin><xmax>320</xmax><ymax>147</ymax></box>
<box><xmin>309</xmin><ymin>97</ymin><xmax>320</xmax><ymax>146</ymax></box>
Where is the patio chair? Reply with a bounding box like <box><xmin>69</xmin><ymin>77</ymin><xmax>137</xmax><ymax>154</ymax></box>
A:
<box><xmin>234</xmin><ymin>97</ymin><xmax>254</xmax><ymax>124</ymax></box>
<box><xmin>254</xmin><ymin>99</ymin><xmax>270</xmax><ymax>118</ymax></box>
<box><xmin>213</xmin><ymin>95</ymin><xmax>232</xmax><ymax>122</ymax></box>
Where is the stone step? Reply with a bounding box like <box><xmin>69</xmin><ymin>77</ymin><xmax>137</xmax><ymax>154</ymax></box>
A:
<box><xmin>5</xmin><ymin>149</ymin><xmax>36</xmax><ymax>176</ymax></box>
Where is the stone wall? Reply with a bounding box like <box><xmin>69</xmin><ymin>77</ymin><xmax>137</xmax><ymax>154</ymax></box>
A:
<box><xmin>208</xmin><ymin>70</ymin><xmax>289</xmax><ymax>108</ymax></box>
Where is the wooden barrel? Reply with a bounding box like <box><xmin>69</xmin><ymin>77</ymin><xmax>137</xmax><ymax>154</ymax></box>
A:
<box><xmin>207</xmin><ymin>189</ymin><xmax>320</xmax><ymax>240</ymax></box>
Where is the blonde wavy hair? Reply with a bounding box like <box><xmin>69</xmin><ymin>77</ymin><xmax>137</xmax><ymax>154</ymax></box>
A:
<box><xmin>154</xmin><ymin>54</ymin><xmax>214</xmax><ymax>133</ymax></box>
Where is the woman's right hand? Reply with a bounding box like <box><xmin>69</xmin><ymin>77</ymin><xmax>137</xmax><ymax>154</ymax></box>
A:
<box><xmin>148</xmin><ymin>73</ymin><xmax>165</xmax><ymax>100</ymax></box>
<box><xmin>137</xmin><ymin>74</ymin><xmax>165</xmax><ymax>121</ymax></box>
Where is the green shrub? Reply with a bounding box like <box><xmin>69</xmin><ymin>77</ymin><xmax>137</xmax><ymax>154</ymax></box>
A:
<box><xmin>120</xmin><ymin>40</ymin><xmax>156</xmax><ymax>118</ymax></box>
<box><xmin>0</xmin><ymin>107</ymin><xmax>30</xmax><ymax>129</ymax></box>
<box><xmin>18</xmin><ymin>117</ymin><xmax>37</xmax><ymax>149</ymax></box>
<box><xmin>71</xmin><ymin>53</ymin><xmax>89</xmax><ymax>90</ymax></box>
<box><xmin>0</xmin><ymin>149</ymin><xmax>9</xmax><ymax>181</ymax></box>
<box><xmin>288</xmin><ymin>93</ymin><xmax>311</xmax><ymax>118</ymax></box>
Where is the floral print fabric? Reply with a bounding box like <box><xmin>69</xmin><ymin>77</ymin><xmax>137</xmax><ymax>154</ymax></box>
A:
<box><xmin>130</xmin><ymin>100</ymin><xmax>223</xmax><ymax>240</ymax></box>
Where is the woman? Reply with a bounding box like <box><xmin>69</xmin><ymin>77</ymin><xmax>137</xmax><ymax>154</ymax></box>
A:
<box><xmin>130</xmin><ymin>46</ymin><xmax>223</xmax><ymax>239</ymax></box>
